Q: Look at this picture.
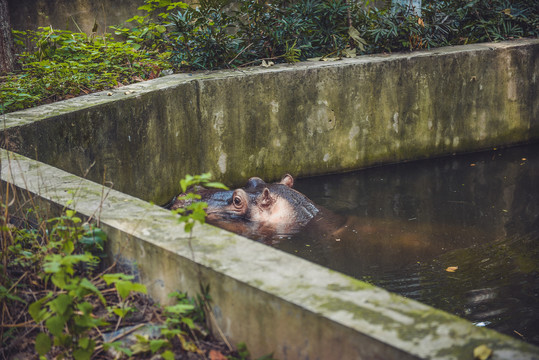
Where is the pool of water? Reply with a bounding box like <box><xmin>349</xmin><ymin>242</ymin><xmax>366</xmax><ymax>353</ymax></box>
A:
<box><xmin>276</xmin><ymin>143</ymin><xmax>539</xmax><ymax>346</ymax></box>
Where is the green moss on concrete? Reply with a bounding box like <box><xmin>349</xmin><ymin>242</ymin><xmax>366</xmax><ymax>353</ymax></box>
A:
<box><xmin>326</xmin><ymin>280</ymin><xmax>374</xmax><ymax>292</ymax></box>
<box><xmin>319</xmin><ymin>296</ymin><xmax>396</xmax><ymax>324</ymax></box>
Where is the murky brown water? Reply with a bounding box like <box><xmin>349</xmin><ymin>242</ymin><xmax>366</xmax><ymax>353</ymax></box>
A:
<box><xmin>276</xmin><ymin>143</ymin><xmax>539</xmax><ymax>346</ymax></box>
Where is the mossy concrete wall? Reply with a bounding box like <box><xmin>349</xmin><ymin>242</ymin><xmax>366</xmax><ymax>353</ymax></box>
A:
<box><xmin>2</xmin><ymin>149</ymin><xmax>539</xmax><ymax>359</ymax></box>
<box><xmin>2</xmin><ymin>39</ymin><xmax>538</xmax><ymax>205</ymax></box>
<box><xmin>8</xmin><ymin>0</ymin><xmax>146</xmax><ymax>34</ymax></box>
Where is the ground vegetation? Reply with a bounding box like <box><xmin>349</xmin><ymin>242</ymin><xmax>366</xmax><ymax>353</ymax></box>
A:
<box><xmin>0</xmin><ymin>175</ymin><xmax>270</xmax><ymax>359</ymax></box>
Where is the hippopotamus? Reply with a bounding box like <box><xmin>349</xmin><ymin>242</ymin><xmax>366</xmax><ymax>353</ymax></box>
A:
<box><xmin>167</xmin><ymin>173</ymin><xmax>495</xmax><ymax>277</ymax></box>
<box><xmin>167</xmin><ymin>174</ymin><xmax>339</xmax><ymax>242</ymax></box>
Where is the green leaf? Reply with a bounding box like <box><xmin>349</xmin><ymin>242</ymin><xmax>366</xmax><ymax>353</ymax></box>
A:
<box><xmin>35</xmin><ymin>332</ymin><xmax>52</xmax><ymax>355</ymax></box>
<box><xmin>79</xmin><ymin>278</ymin><xmax>106</xmax><ymax>305</ymax></box>
<box><xmin>181</xmin><ymin>317</ymin><xmax>195</xmax><ymax>329</ymax></box>
<box><xmin>48</xmin><ymin>293</ymin><xmax>72</xmax><ymax>315</ymax></box>
<box><xmin>165</xmin><ymin>303</ymin><xmax>194</xmax><ymax>315</ymax></box>
<box><xmin>80</xmin><ymin>227</ymin><xmax>107</xmax><ymax>250</ymax></box>
<box><xmin>73</xmin><ymin>346</ymin><xmax>93</xmax><ymax>360</ymax></box>
<box><xmin>78</xmin><ymin>336</ymin><xmax>90</xmax><ymax>349</ymax></box>
<box><xmin>116</xmin><ymin>280</ymin><xmax>147</xmax><ymax>300</ymax></box>
<box><xmin>43</xmin><ymin>257</ymin><xmax>61</xmax><ymax>274</ymax></box>
<box><xmin>150</xmin><ymin>339</ymin><xmax>169</xmax><ymax>353</ymax></box>
<box><xmin>29</xmin><ymin>296</ymin><xmax>52</xmax><ymax>323</ymax></box>
<box><xmin>77</xmin><ymin>301</ymin><xmax>93</xmax><ymax>315</ymax></box>
<box><xmin>204</xmin><ymin>182</ymin><xmax>229</xmax><ymax>190</ymax></box>
<box><xmin>102</xmin><ymin>273</ymin><xmax>134</xmax><ymax>285</ymax></box>
<box><xmin>112</xmin><ymin>306</ymin><xmax>133</xmax><ymax>318</ymax></box>
<box><xmin>162</xmin><ymin>350</ymin><xmax>176</xmax><ymax>360</ymax></box>
<box><xmin>0</xmin><ymin>285</ymin><xmax>26</xmax><ymax>304</ymax></box>
<box><xmin>46</xmin><ymin>315</ymin><xmax>67</xmax><ymax>336</ymax></box>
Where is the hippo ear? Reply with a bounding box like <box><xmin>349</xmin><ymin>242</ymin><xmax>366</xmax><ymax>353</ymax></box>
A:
<box><xmin>280</xmin><ymin>174</ymin><xmax>294</xmax><ymax>188</ymax></box>
<box><xmin>260</xmin><ymin>188</ymin><xmax>274</xmax><ymax>208</ymax></box>
<box><xmin>247</xmin><ymin>177</ymin><xmax>265</xmax><ymax>189</ymax></box>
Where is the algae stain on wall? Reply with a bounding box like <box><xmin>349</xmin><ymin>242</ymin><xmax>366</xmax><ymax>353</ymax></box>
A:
<box><xmin>218</xmin><ymin>153</ymin><xmax>227</xmax><ymax>174</ymax></box>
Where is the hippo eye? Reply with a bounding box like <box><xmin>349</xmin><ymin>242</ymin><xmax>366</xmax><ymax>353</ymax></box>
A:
<box><xmin>233</xmin><ymin>196</ymin><xmax>242</xmax><ymax>207</ymax></box>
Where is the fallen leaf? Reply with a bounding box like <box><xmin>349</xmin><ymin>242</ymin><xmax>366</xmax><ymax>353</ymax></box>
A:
<box><xmin>473</xmin><ymin>344</ymin><xmax>493</xmax><ymax>360</ymax></box>
<box><xmin>261</xmin><ymin>60</ymin><xmax>274</xmax><ymax>67</ymax></box>
<box><xmin>342</xmin><ymin>48</ymin><xmax>356</xmax><ymax>58</ymax></box>
<box><xmin>209</xmin><ymin>349</ymin><xmax>228</xmax><ymax>360</ymax></box>
<box><xmin>445</xmin><ymin>266</ymin><xmax>458</xmax><ymax>272</ymax></box>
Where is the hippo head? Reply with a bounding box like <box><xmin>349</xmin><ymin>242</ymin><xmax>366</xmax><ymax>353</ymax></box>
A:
<box><xmin>171</xmin><ymin>174</ymin><xmax>320</xmax><ymax>242</ymax></box>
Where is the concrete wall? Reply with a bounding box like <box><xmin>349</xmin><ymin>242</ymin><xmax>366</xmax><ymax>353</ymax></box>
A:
<box><xmin>2</xmin><ymin>40</ymin><xmax>538</xmax><ymax>205</ymax></box>
<box><xmin>8</xmin><ymin>0</ymin><xmax>146</xmax><ymax>34</ymax></box>
<box><xmin>3</xmin><ymin>149</ymin><xmax>539</xmax><ymax>359</ymax></box>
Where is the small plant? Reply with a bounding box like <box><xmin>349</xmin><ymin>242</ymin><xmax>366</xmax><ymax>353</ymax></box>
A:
<box><xmin>23</xmin><ymin>209</ymin><xmax>147</xmax><ymax>359</ymax></box>
<box><xmin>110</xmin><ymin>0</ymin><xmax>189</xmax><ymax>53</ymax></box>
<box><xmin>103</xmin><ymin>273</ymin><xmax>148</xmax><ymax>321</ymax></box>
<box><xmin>172</xmin><ymin>173</ymin><xmax>228</xmax><ymax>233</ymax></box>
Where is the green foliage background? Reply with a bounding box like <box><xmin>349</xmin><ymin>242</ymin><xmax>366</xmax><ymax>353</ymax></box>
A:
<box><xmin>0</xmin><ymin>0</ymin><xmax>537</xmax><ymax>114</ymax></box>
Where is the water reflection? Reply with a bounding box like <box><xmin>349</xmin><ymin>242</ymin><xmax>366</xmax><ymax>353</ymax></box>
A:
<box><xmin>278</xmin><ymin>143</ymin><xmax>539</xmax><ymax>345</ymax></box>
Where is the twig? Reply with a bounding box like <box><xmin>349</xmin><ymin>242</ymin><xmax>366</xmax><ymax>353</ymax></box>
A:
<box><xmin>208</xmin><ymin>310</ymin><xmax>232</xmax><ymax>351</ymax></box>
<box><xmin>8</xmin><ymin>271</ymin><xmax>28</xmax><ymax>293</ymax></box>
<box><xmin>91</xmin><ymin>260</ymin><xmax>117</xmax><ymax>283</ymax></box>
<box><xmin>238</xmin><ymin>55</ymin><xmax>282</xmax><ymax>68</ymax></box>
<box><xmin>1</xmin><ymin>320</ymin><xmax>37</xmax><ymax>328</ymax></box>
<box><xmin>228</xmin><ymin>43</ymin><xmax>253</xmax><ymax>65</ymax></box>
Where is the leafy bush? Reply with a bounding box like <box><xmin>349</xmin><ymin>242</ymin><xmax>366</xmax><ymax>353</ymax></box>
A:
<box><xmin>0</xmin><ymin>27</ymin><xmax>172</xmax><ymax>114</ymax></box>
<box><xmin>138</xmin><ymin>0</ymin><xmax>538</xmax><ymax>70</ymax></box>
<box><xmin>1</xmin><ymin>0</ymin><xmax>537</xmax><ymax>113</ymax></box>
<box><xmin>354</xmin><ymin>0</ymin><xmax>539</xmax><ymax>53</ymax></box>
<box><xmin>167</xmin><ymin>0</ymin><xmax>354</xmax><ymax>69</ymax></box>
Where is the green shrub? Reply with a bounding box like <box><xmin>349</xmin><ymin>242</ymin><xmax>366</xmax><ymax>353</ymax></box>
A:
<box><xmin>0</xmin><ymin>27</ymin><xmax>172</xmax><ymax>114</ymax></box>
<box><xmin>353</xmin><ymin>0</ymin><xmax>539</xmax><ymax>53</ymax></box>
<box><xmin>1</xmin><ymin>0</ymin><xmax>537</xmax><ymax>113</ymax></box>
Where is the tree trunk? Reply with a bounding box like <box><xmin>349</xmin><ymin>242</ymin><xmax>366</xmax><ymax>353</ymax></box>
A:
<box><xmin>0</xmin><ymin>0</ymin><xmax>15</xmax><ymax>75</ymax></box>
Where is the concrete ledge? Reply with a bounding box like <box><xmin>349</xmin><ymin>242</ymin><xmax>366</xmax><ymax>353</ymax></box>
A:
<box><xmin>3</xmin><ymin>149</ymin><xmax>539</xmax><ymax>359</ymax></box>
<box><xmin>2</xmin><ymin>39</ymin><xmax>538</xmax><ymax>204</ymax></box>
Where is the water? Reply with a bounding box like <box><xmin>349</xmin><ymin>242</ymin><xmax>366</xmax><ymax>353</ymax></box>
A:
<box><xmin>276</xmin><ymin>143</ymin><xmax>539</xmax><ymax>346</ymax></box>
